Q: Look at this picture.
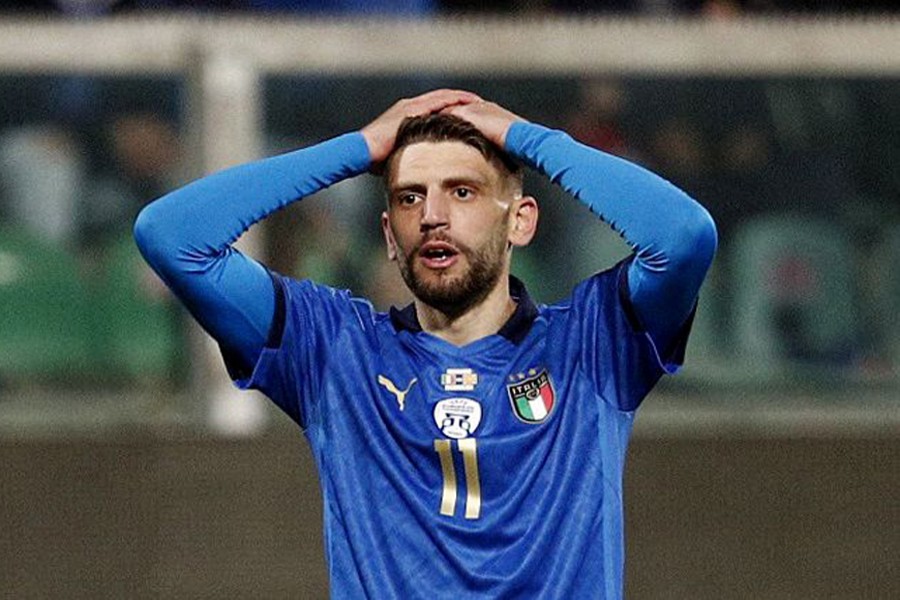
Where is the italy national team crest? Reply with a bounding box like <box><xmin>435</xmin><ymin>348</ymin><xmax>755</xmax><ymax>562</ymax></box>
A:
<box><xmin>507</xmin><ymin>369</ymin><xmax>556</xmax><ymax>424</ymax></box>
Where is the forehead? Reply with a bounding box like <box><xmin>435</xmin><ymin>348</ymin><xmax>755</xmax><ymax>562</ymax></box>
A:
<box><xmin>388</xmin><ymin>141</ymin><xmax>502</xmax><ymax>188</ymax></box>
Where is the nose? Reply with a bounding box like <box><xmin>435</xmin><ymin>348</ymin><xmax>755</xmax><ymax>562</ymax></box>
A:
<box><xmin>420</xmin><ymin>191</ymin><xmax>450</xmax><ymax>231</ymax></box>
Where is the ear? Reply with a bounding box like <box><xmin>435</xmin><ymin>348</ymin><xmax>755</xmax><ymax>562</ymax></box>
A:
<box><xmin>381</xmin><ymin>211</ymin><xmax>398</xmax><ymax>261</ymax></box>
<box><xmin>507</xmin><ymin>196</ymin><xmax>538</xmax><ymax>248</ymax></box>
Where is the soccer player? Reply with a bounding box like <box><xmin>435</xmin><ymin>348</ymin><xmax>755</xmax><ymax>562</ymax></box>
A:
<box><xmin>134</xmin><ymin>89</ymin><xmax>717</xmax><ymax>598</ymax></box>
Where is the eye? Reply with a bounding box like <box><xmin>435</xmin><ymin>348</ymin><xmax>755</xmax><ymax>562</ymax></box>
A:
<box><xmin>396</xmin><ymin>193</ymin><xmax>420</xmax><ymax>206</ymax></box>
<box><xmin>454</xmin><ymin>187</ymin><xmax>474</xmax><ymax>200</ymax></box>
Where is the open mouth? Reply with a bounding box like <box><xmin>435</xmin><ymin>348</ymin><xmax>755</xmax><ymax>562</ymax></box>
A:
<box><xmin>419</xmin><ymin>241</ymin><xmax>460</xmax><ymax>269</ymax></box>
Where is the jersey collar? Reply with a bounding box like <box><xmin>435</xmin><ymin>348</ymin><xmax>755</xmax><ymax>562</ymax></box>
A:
<box><xmin>389</xmin><ymin>276</ymin><xmax>539</xmax><ymax>345</ymax></box>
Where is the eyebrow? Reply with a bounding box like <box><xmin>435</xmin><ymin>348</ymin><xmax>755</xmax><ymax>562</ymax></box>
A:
<box><xmin>390</xmin><ymin>175</ymin><xmax>489</xmax><ymax>193</ymax></box>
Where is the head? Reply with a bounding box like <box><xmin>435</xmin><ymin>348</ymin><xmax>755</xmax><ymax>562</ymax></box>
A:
<box><xmin>380</xmin><ymin>113</ymin><xmax>537</xmax><ymax>317</ymax></box>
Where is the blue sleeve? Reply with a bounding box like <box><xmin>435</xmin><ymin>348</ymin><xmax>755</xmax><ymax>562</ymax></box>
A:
<box><xmin>568</xmin><ymin>261</ymin><xmax>689</xmax><ymax>412</ymax></box>
<box><xmin>233</xmin><ymin>275</ymin><xmax>368</xmax><ymax>429</ymax></box>
<box><xmin>133</xmin><ymin>132</ymin><xmax>372</xmax><ymax>373</ymax></box>
<box><xmin>505</xmin><ymin>122</ymin><xmax>717</xmax><ymax>356</ymax></box>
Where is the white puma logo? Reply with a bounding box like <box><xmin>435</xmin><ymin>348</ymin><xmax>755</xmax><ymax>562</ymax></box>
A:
<box><xmin>377</xmin><ymin>375</ymin><xmax>418</xmax><ymax>411</ymax></box>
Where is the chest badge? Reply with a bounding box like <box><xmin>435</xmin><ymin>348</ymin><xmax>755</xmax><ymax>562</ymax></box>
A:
<box><xmin>440</xmin><ymin>368</ymin><xmax>478</xmax><ymax>392</ymax></box>
<box><xmin>507</xmin><ymin>369</ymin><xmax>556</xmax><ymax>424</ymax></box>
<box><xmin>377</xmin><ymin>375</ymin><xmax>417</xmax><ymax>411</ymax></box>
<box><xmin>433</xmin><ymin>398</ymin><xmax>482</xmax><ymax>439</ymax></box>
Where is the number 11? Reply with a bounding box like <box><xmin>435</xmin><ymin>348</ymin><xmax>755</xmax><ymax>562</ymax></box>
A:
<box><xmin>434</xmin><ymin>438</ymin><xmax>481</xmax><ymax>520</ymax></box>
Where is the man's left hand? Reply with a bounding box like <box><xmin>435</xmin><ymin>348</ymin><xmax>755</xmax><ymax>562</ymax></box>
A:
<box><xmin>441</xmin><ymin>101</ymin><xmax>527</xmax><ymax>149</ymax></box>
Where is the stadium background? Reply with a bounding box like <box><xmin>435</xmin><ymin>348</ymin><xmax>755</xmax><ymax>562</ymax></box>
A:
<box><xmin>0</xmin><ymin>2</ymin><xmax>897</xmax><ymax>598</ymax></box>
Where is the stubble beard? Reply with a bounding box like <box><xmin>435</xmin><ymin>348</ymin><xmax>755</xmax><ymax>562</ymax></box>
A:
<box><xmin>396</xmin><ymin>226</ymin><xmax>509</xmax><ymax>320</ymax></box>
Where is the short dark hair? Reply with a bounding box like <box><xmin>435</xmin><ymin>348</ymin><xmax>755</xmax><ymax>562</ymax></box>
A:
<box><xmin>381</xmin><ymin>113</ymin><xmax>522</xmax><ymax>185</ymax></box>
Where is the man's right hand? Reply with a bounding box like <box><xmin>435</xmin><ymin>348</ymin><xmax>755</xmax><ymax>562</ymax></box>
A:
<box><xmin>361</xmin><ymin>89</ymin><xmax>482</xmax><ymax>164</ymax></box>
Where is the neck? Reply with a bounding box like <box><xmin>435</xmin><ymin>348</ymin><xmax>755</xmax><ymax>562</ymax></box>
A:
<box><xmin>415</xmin><ymin>276</ymin><xmax>517</xmax><ymax>346</ymax></box>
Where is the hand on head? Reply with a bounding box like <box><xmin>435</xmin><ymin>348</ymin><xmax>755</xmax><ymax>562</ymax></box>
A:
<box><xmin>361</xmin><ymin>89</ymin><xmax>526</xmax><ymax>165</ymax></box>
<box><xmin>361</xmin><ymin>89</ymin><xmax>481</xmax><ymax>164</ymax></box>
<box><xmin>439</xmin><ymin>101</ymin><xmax>525</xmax><ymax>150</ymax></box>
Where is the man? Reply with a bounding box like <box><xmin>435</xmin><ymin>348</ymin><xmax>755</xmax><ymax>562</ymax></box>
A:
<box><xmin>134</xmin><ymin>89</ymin><xmax>717</xmax><ymax>598</ymax></box>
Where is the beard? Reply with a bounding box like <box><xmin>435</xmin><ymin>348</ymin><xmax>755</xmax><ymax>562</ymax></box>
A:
<box><xmin>395</xmin><ymin>225</ymin><xmax>509</xmax><ymax>319</ymax></box>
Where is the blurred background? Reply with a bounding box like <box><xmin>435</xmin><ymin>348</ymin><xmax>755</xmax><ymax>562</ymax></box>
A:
<box><xmin>0</xmin><ymin>2</ymin><xmax>898</xmax><ymax>599</ymax></box>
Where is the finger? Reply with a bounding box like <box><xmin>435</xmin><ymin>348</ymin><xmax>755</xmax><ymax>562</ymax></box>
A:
<box><xmin>439</xmin><ymin>101</ymin><xmax>476</xmax><ymax>113</ymax></box>
<box><xmin>438</xmin><ymin>103</ymin><xmax>478</xmax><ymax>119</ymax></box>
<box><xmin>438</xmin><ymin>105</ymin><xmax>462</xmax><ymax>117</ymax></box>
<box><xmin>414</xmin><ymin>88</ymin><xmax>481</xmax><ymax>104</ymax></box>
<box><xmin>407</xmin><ymin>89</ymin><xmax>482</xmax><ymax>115</ymax></box>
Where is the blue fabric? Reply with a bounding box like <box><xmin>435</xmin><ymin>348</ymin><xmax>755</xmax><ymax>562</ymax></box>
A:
<box><xmin>134</xmin><ymin>122</ymin><xmax>715</xmax><ymax>373</ymax></box>
<box><xmin>133</xmin><ymin>119</ymin><xmax>716</xmax><ymax>599</ymax></box>
<box><xmin>133</xmin><ymin>131</ymin><xmax>371</xmax><ymax>368</ymax></box>
<box><xmin>235</xmin><ymin>263</ymin><xmax>682</xmax><ymax>598</ymax></box>
<box><xmin>505</xmin><ymin>121</ymin><xmax>717</xmax><ymax>355</ymax></box>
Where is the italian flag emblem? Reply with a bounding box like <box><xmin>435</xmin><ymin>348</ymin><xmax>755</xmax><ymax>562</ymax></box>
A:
<box><xmin>507</xmin><ymin>370</ymin><xmax>556</xmax><ymax>424</ymax></box>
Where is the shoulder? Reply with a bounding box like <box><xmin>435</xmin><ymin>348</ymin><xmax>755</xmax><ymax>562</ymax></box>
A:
<box><xmin>276</xmin><ymin>273</ymin><xmax>388</xmax><ymax>333</ymax></box>
<box><xmin>535</xmin><ymin>258</ymin><xmax>644</xmax><ymax>345</ymax></box>
<box><xmin>543</xmin><ymin>260</ymin><xmax>627</xmax><ymax>315</ymax></box>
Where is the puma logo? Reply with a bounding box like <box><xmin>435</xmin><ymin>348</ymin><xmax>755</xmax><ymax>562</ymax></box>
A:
<box><xmin>377</xmin><ymin>375</ymin><xmax>418</xmax><ymax>411</ymax></box>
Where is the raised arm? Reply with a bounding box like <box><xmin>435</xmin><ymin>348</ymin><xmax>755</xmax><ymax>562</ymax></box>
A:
<box><xmin>133</xmin><ymin>133</ymin><xmax>372</xmax><ymax>371</ymax></box>
<box><xmin>134</xmin><ymin>89</ymin><xmax>482</xmax><ymax>373</ymax></box>
<box><xmin>445</xmin><ymin>100</ymin><xmax>718</xmax><ymax>355</ymax></box>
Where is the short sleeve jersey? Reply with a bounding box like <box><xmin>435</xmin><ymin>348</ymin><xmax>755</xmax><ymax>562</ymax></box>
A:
<box><xmin>231</xmin><ymin>259</ymin><xmax>690</xmax><ymax>600</ymax></box>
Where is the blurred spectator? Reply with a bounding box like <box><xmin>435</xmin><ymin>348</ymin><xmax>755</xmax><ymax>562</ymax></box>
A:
<box><xmin>0</xmin><ymin>125</ymin><xmax>84</xmax><ymax>246</ymax></box>
<box><xmin>441</xmin><ymin>0</ymin><xmax>551</xmax><ymax>12</ymax></box>
<box><xmin>700</xmin><ymin>0</ymin><xmax>745</xmax><ymax>18</ymax></box>
<box><xmin>553</xmin><ymin>78</ymin><xmax>642</xmax><ymax>300</ymax></box>
<box><xmin>0</xmin><ymin>0</ymin><xmax>124</xmax><ymax>14</ymax></box>
<box><xmin>79</xmin><ymin>112</ymin><xmax>182</xmax><ymax>250</ymax></box>
<box><xmin>1</xmin><ymin>0</ymin><xmax>897</xmax><ymax>12</ymax></box>
<box><xmin>238</xmin><ymin>0</ymin><xmax>436</xmax><ymax>13</ymax></box>
<box><xmin>264</xmin><ymin>167</ymin><xmax>380</xmax><ymax>294</ymax></box>
<box><xmin>565</xmin><ymin>78</ymin><xmax>641</xmax><ymax>161</ymax></box>
<box><xmin>540</xmin><ymin>0</ymin><xmax>643</xmax><ymax>13</ymax></box>
<box><xmin>646</xmin><ymin>116</ymin><xmax>711</xmax><ymax>199</ymax></box>
<box><xmin>705</xmin><ymin>122</ymin><xmax>779</xmax><ymax>239</ymax></box>
<box><xmin>276</xmin><ymin>203</ymin><xmax>360</xmax><ymax>288</ymax></box>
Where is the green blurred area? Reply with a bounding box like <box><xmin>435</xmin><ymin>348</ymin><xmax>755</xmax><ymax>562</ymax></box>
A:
<box><xmin>0</xmin><ymin>73</ymin><xmax>898</xmax><ymax>412</ymax></box>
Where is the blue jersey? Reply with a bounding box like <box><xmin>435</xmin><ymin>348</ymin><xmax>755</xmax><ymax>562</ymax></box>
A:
<box><xmin>229</xmin><ymin>262</ymin><xmax>690</xmax><ymax>599</ymax></box>
<box><xmin>134</xmin><ymin>117</ymin><xmax>715</xmax><ymax>599</ymax></box>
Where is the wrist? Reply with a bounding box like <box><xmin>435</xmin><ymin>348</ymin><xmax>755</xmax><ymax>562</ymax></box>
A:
<box><xmin>362</xmin><ymin>120</ymin><xmax>403</xmax><ymax>165</ymax></box>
